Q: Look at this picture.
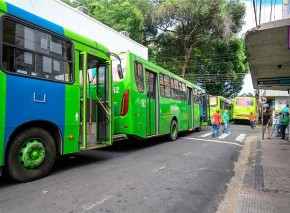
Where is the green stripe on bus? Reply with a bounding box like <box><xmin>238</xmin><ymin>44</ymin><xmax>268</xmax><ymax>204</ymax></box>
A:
<box><xmin>63</xmin><ymin>84</ymin><xmax>80</xmax><ymax>154</ymax></box>
<box><xmin>0</xmin><ymin>72</ymin><xmax>6</xmax><ymax>166</ymax></box>
<box><xmin>0</xmin><ymin>0</ymin><xmax>7</xmax><ymax>13</ymax></box>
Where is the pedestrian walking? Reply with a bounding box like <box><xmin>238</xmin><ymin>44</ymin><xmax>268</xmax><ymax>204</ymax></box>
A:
<box><xmin>212</xmin><ymin>109</ymin><xmax>221</xmax><ymax>138</ymax></box>
<box><xmin>249</xmin><ymin>112</ymin><xmax>255</xmax><ymax>129</ymax></box>
<box><xmin>281</xmin><ymin>112</ymin><xmax>289</xmax><ymax>140</ymax></box>
<box><xmin>262</xmin><ymin>110</ymin><xmax>271</xmax><ymax>139</ymax></box>
<box><xmin>222</xmin><ymin>110</ymin><xmax>229</xmax><ymax>134</ymax></box>
<box><xmin>275</xmin><ymin>112</ymin><xmax>282</xmax><ymax>137</ymax></box>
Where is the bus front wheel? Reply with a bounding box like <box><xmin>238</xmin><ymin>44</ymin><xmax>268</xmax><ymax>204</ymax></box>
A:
<box><xmin>7</xmin><ymin>128</ymin><xmax>56</xmax><ymax>182</ymax></box>
<box><xmin>169</xmin><ymin>120</ymin><xmax>178</xmax><ymax>141</ymax></box>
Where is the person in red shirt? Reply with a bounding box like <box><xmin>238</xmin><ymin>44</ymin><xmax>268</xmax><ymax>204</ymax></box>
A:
<box><xmin>212</xmin><ymin>109</ymin><xmax>221</xmax><ymax>138</ymax></box>
<box><xmin>249</xmin><ymin>112</ymin><xmax>255</xmax><ymax>129</ymax></box>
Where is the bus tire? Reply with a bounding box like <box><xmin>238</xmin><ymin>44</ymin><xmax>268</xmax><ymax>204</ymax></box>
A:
<box><xmin>196</xmin><ymin>127</ymin><xmax>201</xmax><ymax>132</ymax></box>
<box><xmin>169</xmin><ymin>120</ymin><xmax>178</xmax><ymax>141</ymax></box>
<box><xmin>6</xmin><ymin>128</ymin><xmax>56</xmax><ymax>182</ymax></box>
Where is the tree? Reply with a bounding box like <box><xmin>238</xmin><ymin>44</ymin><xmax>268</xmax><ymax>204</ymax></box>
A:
<box><xmin>151</xmin><ymin>0</ymin><xmax>229</xmax><ymax>76</ymax></box>
<box><xmin>150</xmin><ymin>0</ymin><xmax>247</xmax><ymax>97</ymax></box>
<box><xmin>62</xmin><ymin>0</ymin><xmax>147</xmax><ymax>43</ymax></box>
<box><xmin>197</xmin><ymin>37</ymin><xmax>248</xmax><ymax>98</ymax></box>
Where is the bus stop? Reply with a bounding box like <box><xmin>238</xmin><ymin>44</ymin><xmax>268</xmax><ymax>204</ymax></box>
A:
<box><xmin>245</xmin><ymin>18</ymin><xmax>290</xmax><ymax>141</ymax></box>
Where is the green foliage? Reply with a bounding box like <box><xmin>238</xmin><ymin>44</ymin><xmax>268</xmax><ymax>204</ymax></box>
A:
<box><xmin>62</xmin><ymin>0</ymin><xmax>148</xmax><ymax>43</ymax></box>
<box><xmin>151</xmin><ymin>0</ymin><xmax>248</xmax><ymax>98</ymax></box>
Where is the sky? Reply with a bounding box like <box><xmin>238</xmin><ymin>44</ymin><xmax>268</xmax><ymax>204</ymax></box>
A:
<box><xmin>238</xmin><ymin>0</ymin><xmax>283</xmax><ymax>95</ymax></box>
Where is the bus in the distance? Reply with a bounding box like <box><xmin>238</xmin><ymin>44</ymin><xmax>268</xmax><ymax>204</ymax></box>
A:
<box><xmin>112</xmin><ymin>52</ymin><xmax>202</xmax><ymax>141</ymax></box>
<box><xmin>232</xmin><ymin>97</ymin><xmax>257</xmax><ymax>122</ymax></box>
<box><xmin>209</xmin><ymin>96</ymin><xmax>232</xmax><ymax>121</ymax></box>
<box><xmin>0</xmin><ymin>0</ymin><xmax>118</xmax><ymax>182</ymax></box>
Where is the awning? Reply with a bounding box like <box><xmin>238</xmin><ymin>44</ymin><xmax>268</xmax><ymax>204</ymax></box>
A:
<box><xmin>245</xmin><ymin>18</ymin><xmax>290</xmax><ymax>91</ymax></box>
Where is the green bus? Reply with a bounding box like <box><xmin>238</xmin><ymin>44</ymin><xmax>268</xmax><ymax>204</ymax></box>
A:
<box><xmin>0</xmin><ymin>0</ymin><xmax>116</xmax><ymax>182</ymax></box>
<box><xmin>232</xmin><ymin>97</ymin><xmax>257</xmax><ymax>122</ymax></box>
<box><xmin>209</xmin><ymin>96</ymin><xmax>232</xmax><ymax>121</ymax></box>
<box><xmin>112</xmin><ymin>52</ymin><xmax>202</xmax><ymax>141</ymax></box>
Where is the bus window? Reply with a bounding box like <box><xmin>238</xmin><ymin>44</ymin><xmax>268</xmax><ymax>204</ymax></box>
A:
<box><xmin>236</xmin><ymin>97</ymin><xmax>254</xmax><ymax>106</ymax></box>
<box><xmin>210</xmin><ymin>97</ymin><xmax>217</xmax><ymax>106</ymax></box>
<box><xmin>2</xmin><ymin>17</ymin><xmax>73</xmax><ymax>82</ymax></box>
<box><xmin>134</xmin><ymin>62</ymin><xmax>144</xmax><ymax>92</ymax></box>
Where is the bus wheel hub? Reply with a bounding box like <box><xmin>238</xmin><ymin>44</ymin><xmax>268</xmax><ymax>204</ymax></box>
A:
<box><xmin>20</xmin><ymin>140</ymin><xmax>46</xmax><ymax>169</ymax></box>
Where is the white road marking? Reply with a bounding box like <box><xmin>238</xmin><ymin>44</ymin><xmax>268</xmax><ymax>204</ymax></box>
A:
<box><xmin>235</xmin><ymin>134</ymin><xmax>246</xmax><ymax>142</ymax></box>
<box><xmin>184</xmin><ymin>152</ymin><xmax>192</xmax><ymax>156</ymax></box>
<box><xmin>218</xmin><ymin>132</ymin><xmax>231</xmax><ymax>139</ymax></box>
<box><xmin>153</xmin><ymin>166</ymin><xmax>166</xmax><ymax>173</ymax></box>
<box><xmin>199</xmin><ymin>132</ymin><xmax>213</xmax><ymax>137</ymax></box>
<box><xmin>81</xmin><ymin>195</ymin><xmax>112</xmax><ymax>213</ymax></box>
<box><xmin>182</xmin><ymin>137</ymin><xmax>243</xmax><ymax>147</ymax></box>
<box><xmin>196</xmin><ymin>168</ymin><xmax>206</xmax><ymax>171</ymax></box>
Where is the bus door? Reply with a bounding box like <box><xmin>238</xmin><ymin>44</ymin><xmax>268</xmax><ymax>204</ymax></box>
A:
<box><xmin>187</xmin><ymin>87</ymin><xmax>194</xmax><ymax>130</ymax></box>
<box><xmin>145</xmin><ymin>70</ymin><xmax>159</xmax><ymax>136</ymax></box>
<box><xmin>79</xmin><ymin>52</ymin><xmax>112</xmax><ymax>149</ymax></box>
<box><xmin>201</xmin><ymin>94</ymin><xmax>209</xmax><ymax>124</ymax></box>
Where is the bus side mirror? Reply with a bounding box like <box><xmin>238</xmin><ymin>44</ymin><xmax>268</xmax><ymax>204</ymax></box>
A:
<box><xmin>117</xmin><ymin>64</ymin><xmax>123</xmax><ymax>79</ymax></box>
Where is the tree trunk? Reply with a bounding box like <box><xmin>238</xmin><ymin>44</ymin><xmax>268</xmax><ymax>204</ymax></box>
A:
<box><xmin>181</xmin><ymin>44</ymin><xmax>193</xmax><ymax>77</ymax></box>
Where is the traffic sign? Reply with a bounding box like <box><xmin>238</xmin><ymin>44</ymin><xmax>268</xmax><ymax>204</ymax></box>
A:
<box><xmin>258</xmin><ymin>96</ymin><xmax>267</xmax><ymax>104</ymax></box>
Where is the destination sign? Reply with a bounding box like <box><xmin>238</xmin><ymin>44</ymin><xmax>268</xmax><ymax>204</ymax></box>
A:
<box><xmin>257</xmin><ymin>77</ymin><xmax>290</xmax><ymax>86</ymax></box>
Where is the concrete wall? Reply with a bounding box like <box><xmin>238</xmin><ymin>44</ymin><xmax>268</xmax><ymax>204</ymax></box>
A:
<box><xmin>5</xmin><ymin>0</ymin><xmax>148</xmax><ymax>59</ymax></box>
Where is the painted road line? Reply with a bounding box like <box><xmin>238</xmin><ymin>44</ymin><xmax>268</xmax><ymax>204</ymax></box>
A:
<box><xmin>235</xmin><ymin>134</ymin><xmax>246</xmax><ymax>142</ymax></box>
<box><xmin>218</xmin><ymin>132</ymin><xmax>231</xmax><ymax>139</ymax></box>
<box><xmin>200</xmin><ymin>132</ymin><xmax>213</xmax><ymax>137</ymax></box>
<box><xmin>183</xmin><ymin>137</ymin><xmax>243</xmax><ymax>147</ymax></box>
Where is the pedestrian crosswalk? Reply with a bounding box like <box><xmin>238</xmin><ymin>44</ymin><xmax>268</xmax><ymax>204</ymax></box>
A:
<box><xmin>199</xmin><ymin>131</ymin><xmax>246</xmax><ymax>142</ymax></box>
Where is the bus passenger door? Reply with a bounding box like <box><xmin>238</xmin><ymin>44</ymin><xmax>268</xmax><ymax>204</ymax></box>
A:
<box><xmin>79</xmin><ymin>52</ymin><xmax>112</xmax><ymax>150</ymax></box>
<box><xmin>187</xmin><ymin>87</ymin><xmax>194</xmax><ymax>130</ymax></box>
<box><xmin>145</xmin><ymin>70</ymin><xmax>158</xmax><ymax>136</ymax></box>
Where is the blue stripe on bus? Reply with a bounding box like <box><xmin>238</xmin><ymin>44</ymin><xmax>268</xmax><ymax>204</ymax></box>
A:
<box><xmin>4</xmin><ymin>75</ymin><xmax>65</xmax><ymax>148</ymax></box>
<box><xmin>6</xmin><ymin>2</ymin><xmax>64</xmax><ymax>35</ymax></box>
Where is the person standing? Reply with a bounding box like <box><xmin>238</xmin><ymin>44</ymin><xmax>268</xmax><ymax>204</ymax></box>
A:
<box><xmin>212</xmin><ymin>109</ymin><xmax>221</xmax><ymax>138</ymax></box>
<box><xmin>262</xmin><ymin>110</ymin><xmax>271</xmax><ymax>139</ymax></box>
<box><xmin>249</xmin><ymin>112</ymin><xmax>255</xmax><ymax>129</ymax></box>
<box><xmin>222</xmin><ymin>110</ymin><xmax>229</xmax><ymax>134</ymax></box>
<box><xmin>275</xmin><ymin>113</ymin><xmax>282</xmax><ymax>137</ymax></box>
<box><xmin>281</xmin><ymin>112</ymin><xmax>289</xmax><ymax>140</ymax></box>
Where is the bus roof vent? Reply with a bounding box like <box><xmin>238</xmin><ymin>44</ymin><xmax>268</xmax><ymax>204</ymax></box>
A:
<box><xmin>120</xmin><ymin>31</ymin><xmax>130</xmax><ymax>38</ymax></box>
<box><xmin>76</xmin><ymin>6</ymin><xmax>89</xmax><ymax>15</ymax></box>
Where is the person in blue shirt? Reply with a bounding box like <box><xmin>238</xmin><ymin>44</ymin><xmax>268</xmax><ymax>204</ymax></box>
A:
<box><xmin>275</xmin><ymin>113</ymin><xmax>282</xmax><ymax>137</ymax></box>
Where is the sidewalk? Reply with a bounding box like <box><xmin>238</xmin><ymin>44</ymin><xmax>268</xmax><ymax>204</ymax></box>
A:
<box><xmin>235</xmin><ymin>134</ymin><xmax>290</xmax><ymax>212</ymax></box>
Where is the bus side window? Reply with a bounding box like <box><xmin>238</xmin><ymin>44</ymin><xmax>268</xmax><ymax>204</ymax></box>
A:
<box><xmin>97</xmin><ymin>66</ymin><xmax>105</xmax><ymax>84</ymax></box>
<box><xmin>79</xmin><ymin>70</ymin><xmax>83</xmax><ymax>86</ymax></box>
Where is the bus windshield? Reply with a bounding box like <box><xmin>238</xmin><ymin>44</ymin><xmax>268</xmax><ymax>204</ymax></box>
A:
<box><xmin>210</xmin><ymin>97</ymin><xmax>217</xmax><ymax>106</ymax></box>
<box><xmin>236</xmin><ymin>97</ymin><xmax>254</xmax><ymax>106</ymax></box>
<box><xmin>112</xmin><ymin>55</ymin><xmax>126</xmax><ymax>82</ymax></box>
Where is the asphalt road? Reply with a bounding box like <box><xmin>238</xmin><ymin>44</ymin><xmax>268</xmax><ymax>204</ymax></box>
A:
<box><xmin>0</xmin><ymin>123</ymin><xmax>258</xmax><ymax>213</ymax></box>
